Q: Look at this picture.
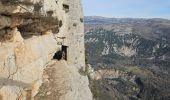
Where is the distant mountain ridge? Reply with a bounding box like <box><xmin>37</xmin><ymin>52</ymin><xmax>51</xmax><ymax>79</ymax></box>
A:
<box><xmin>85</xmin><ymin>16</ymin><xmax>170</xmax><ymax>24</ymax></box>
<box><xmin>85</xmin><ymin>16</ymin><xmax>170</xmax><ymax>68</ymax></box>
<box><xmin>85</xmin><ymin>16</ymin><xmax>170</xmax><ymax>40</ymax></box>
<box><xmin>84</xmin><ymin>16</ymin><xmax>170</xmax><ymax>100</ymax></box>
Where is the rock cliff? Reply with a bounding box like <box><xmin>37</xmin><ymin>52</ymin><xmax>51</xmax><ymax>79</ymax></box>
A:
<box><xmin>0</xmin><ymin>0</ymin><xmax>92</xmax><ymax>100</ymax></box>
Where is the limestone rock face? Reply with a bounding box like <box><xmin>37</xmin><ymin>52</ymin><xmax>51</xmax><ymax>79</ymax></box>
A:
<box><xmin>35</xmin><ymin>60</ymin><xmax>92</xmax><ymax>100</ymax></box>
<box><xmin>0</xmin><ymin>0</ymin><xmax>91</xmax><ymax>99</ymax></box>
<box><xmin>0</xmin><ymin>32</ymin><xmax>60</xmax><ymax>100</ymax></box>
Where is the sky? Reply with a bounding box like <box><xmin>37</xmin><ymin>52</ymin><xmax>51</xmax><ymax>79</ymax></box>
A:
<box><xmin>83</xmin><ymin>0</ymin><xmax>170</xmax><ymax>19</ymax></box>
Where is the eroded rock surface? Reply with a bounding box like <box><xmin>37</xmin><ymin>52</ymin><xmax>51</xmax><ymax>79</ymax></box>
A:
<box><xmin>0</xmin><ymin>0</ymin><xmax>91</xmax><ymax>99</ymax></box>
<box><xmin>0</xmin><ymin>32</ymin><xmax>60</xmax><ymax>100</ymax></box>
<box><xmin>35</xmin><ymin>60</ymin><xmax>92</xmax><ymax>100</ymax></box>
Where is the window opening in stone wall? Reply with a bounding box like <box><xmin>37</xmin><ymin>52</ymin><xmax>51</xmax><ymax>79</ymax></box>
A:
<box><xmin>63</xmin><ymin>4</ymin><xmax>69</xmax><ymax>13</ymax></box>
<box><xmin>61</xmin><ymin>45</ymin><xmax>68</xmax><ymax>60</ymax></box>
<box><xmin>53</xmin><ymin>50</ymin><xmax>62</xmax><ymax>60</ymax></box>
<box><xmin>53</xmin><ymin>45</ymin><xmax>68</xmax><ymax>60</ymax></box>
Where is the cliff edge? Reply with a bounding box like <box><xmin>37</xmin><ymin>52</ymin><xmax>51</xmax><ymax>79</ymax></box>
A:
<box><xmin>0</xmin><ymin>0</ymin><xmax>92</xmax><ymax>99</ymax></box>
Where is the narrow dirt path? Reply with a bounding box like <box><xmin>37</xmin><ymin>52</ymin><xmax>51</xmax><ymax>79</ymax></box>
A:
<box><xmin>35</xmin><ymin>60</ymin><xmax>92</xmax><ymax>100</ymax></box>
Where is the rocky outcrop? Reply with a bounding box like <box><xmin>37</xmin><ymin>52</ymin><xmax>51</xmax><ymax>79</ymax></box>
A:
<box><xmin>0</xmin><ymin>0</ymin><xmax>92</xmax><ymax>100</ymax></box>
<box><xmin>35</xmin><ymin>60</ymin><xmax>92</xmax><ymax>100</ymax></box>
<box><xmin>0</xmin><ymin>30</ymin><xmax>60</xmax><ymax>100</ymax></box>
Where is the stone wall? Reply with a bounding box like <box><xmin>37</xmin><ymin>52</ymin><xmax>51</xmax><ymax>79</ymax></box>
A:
<box><xmin>0</xmin><ymin>0</ymin><xmax>88</xmax><ymax>99</ymax></box>
<box><xmin>56</xmin><ymin>0</ymin><xmax>85</xmax><ymax>69</ymax></box>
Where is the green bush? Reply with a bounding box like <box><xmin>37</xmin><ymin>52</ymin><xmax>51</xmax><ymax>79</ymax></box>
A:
<box><xmin>89</xmin><ymin>79</ymin><xmax>100</xmax><ymax>98</ymax></box>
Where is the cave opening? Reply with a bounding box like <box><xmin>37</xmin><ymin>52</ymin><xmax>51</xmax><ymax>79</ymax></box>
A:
<box><xmin>61</xmin><ymin>45</ymin><xmax>68</xmax><ymax>60</ymax></box>
<box><xmin>53</xmin><ymin>45</ymin><xmax>68</xmax><ymax>60</ymax></box>
<box><xmin>63</xmin><ymin>4</ymin><xmax>69</xmax><ymax>13</ymax></box>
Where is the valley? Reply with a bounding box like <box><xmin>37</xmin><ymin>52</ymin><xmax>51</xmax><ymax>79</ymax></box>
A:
<box><xmin>85</xmin><ymin>16</ymin><xmax>170</xmax><ymax>100</ymax></box>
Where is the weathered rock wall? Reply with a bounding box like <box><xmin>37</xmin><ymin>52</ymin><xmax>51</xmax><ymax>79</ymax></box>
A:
<box><xmin>56</xmin><ymin>0</ymin><xmax>85</xmax><ymax>69</ymax></box>
<box><xmin>35</xmin><ymin>60</ymin><xmax>92</xmax><ymax>100</ymax></box>
<box><xmin>0</xmin><ymin>31</ymin><xmax>59</xmax><ymax>100</ymax></box>
<box><xmin>0</xmin><ymin>0</ymin><xmax>90</xmax><ymax>99</ymax></box>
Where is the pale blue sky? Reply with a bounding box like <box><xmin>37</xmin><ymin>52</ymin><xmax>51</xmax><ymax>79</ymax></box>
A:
<box><xmin>83</xmin><ymin>0</ymin><xmax>170</xmax><ymax>19</ymax></box>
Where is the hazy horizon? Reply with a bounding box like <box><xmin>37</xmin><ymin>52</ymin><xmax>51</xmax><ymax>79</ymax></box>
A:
<box><xmin>84</xmin><ymin>16</ymin><xmax>170</xmax><ymax>20</ymax></box>
<box><xmin>83</xmin><ymin>0</ymin><xmax>170</xmax><ymax>19</ymax></box>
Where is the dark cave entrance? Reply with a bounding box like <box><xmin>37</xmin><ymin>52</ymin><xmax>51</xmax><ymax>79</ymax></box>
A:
<box><xmin>61</xmin><ymin>45</ymin><xmax>68</xmax><ymax>60</ymax></box>
<box><xmin>53</xmin><ymin>45</ymin><xmax>68</xmax><ymax>60</ymax></box>
<box><xmin>63</xmin><ymin>4</ymin><xmax>69</xmax><ymax>13</ymax></box>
